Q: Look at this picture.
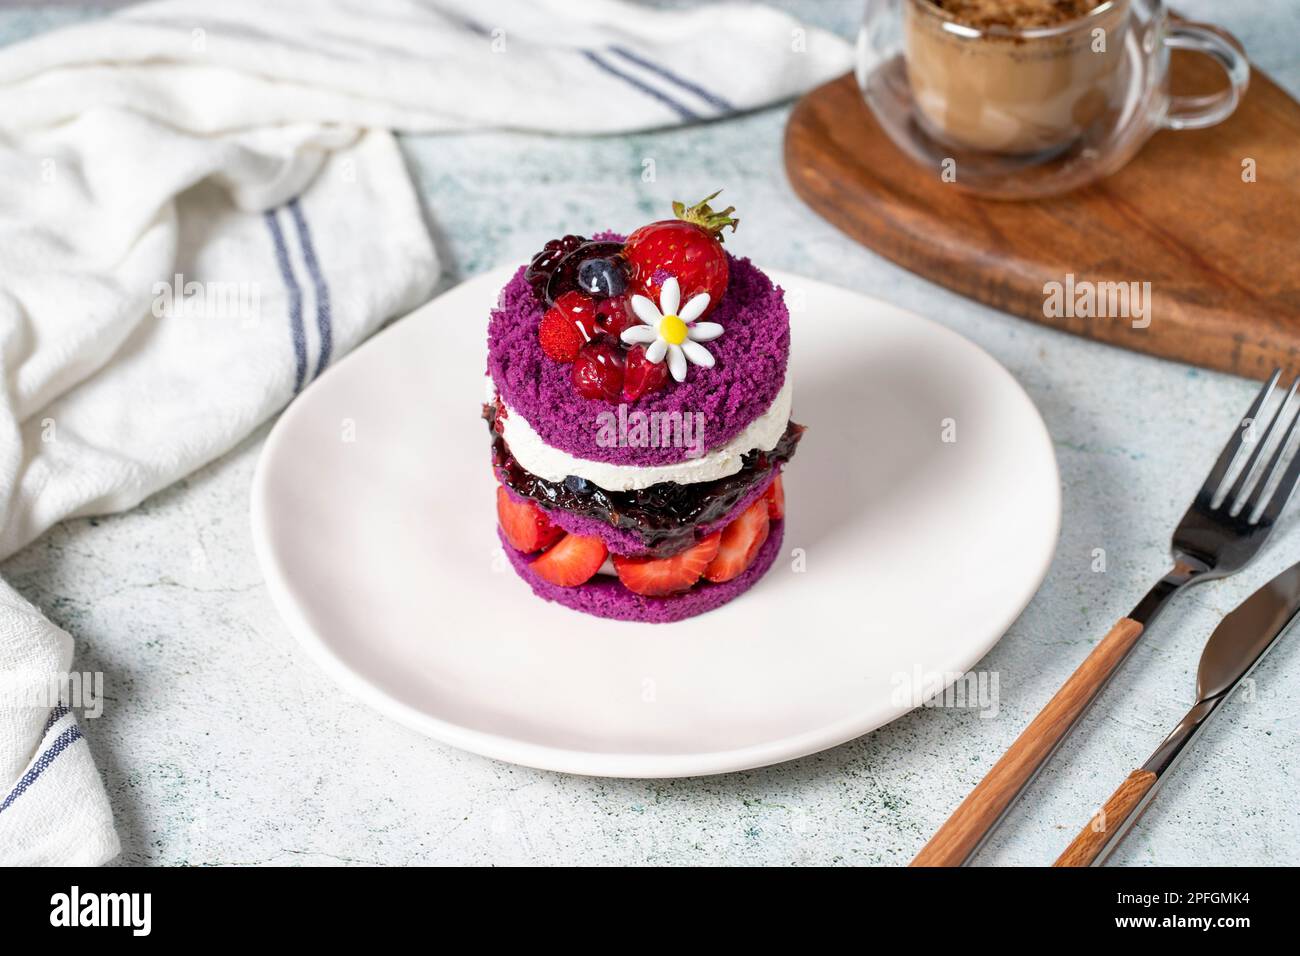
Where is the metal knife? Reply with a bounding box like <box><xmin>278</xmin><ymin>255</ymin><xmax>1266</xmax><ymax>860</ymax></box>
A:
<box><xmin>1054</xmin><ymin>558</ymin><xmax>1300</xmax><ymax>866</ymax></box>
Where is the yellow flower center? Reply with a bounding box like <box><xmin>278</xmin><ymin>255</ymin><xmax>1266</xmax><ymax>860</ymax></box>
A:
<box><xmin>659</xmin><ymin>314</ymin><xmax>688</xmax><ymax>345</ymax></box>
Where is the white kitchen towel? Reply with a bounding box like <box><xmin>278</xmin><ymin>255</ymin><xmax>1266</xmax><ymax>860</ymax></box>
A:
<box><xmin>0</xmin><ymin>0</ymin><xmax>852</xmax><ymax>864</ymax></box>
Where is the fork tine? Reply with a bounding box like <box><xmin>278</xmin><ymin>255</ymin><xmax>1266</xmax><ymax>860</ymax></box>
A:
<box><xmin>1199</xmin><ymin>368</ymin><xmax>1280</xmax><ymax>504</ymax></box>
<box><xmin>1227</xmin><ymin>375</ymin><xmax>1299</xmax><ymax>511</ymax></box>
<box><xmin>1255</xmin><ymin>380</ymin><xmax>1300</xmax><ymax>524</ymax></box>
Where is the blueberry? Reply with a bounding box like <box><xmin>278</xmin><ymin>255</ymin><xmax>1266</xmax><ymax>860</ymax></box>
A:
<box><xmin>577</xmin><ymin>257</ymin><xmax>628</xmax><ymax>298</ymax></box>
<box><xmin>564</xmin><ymin>475</ymin><xmax>593</xmax><ymax>495</ymax></box>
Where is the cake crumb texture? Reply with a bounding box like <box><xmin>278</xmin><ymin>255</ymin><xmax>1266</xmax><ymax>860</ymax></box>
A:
<box><xmin>487</xmin><ymin>245</ymin><xmax>790</xmax><ymax>467</ymax></box>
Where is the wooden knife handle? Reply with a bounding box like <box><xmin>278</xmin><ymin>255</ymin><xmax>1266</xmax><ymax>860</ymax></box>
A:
<box><xmin>910</xmin><ymin>617</ymin><xmax>1145</xmax><ymax>867</ymax></box>
<box><xmin>1054</xmin><ymin>769</ymin><xmax>1158</xmax><ymax>867</ymax></box>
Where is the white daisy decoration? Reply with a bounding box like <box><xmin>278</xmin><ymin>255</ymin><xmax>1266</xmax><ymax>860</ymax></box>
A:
<box><xmin>620</xmin><ymin>276</ymin><xmax>723</xmax><ymax>383</ymax></box>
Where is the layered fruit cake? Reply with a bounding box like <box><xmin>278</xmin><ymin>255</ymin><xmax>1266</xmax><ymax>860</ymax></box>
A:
<box><xmin>484</xmin><ymin>192</ymin><xmax>803</xmax><ymax>623</ymax></box>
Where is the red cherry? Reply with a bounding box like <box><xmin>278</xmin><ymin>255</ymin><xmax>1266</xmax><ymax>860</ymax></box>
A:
<box><xmin>571</xmin><ymin>338</ymin><xmax>625</xmax><ymax>402</ymax></box>
<box><xmin>553</xmin><ymin>291</ymin><xmax>601</xmax><ymax>340</ymax></box>
<box><xmin>538</xmin><ymin>291</ymin><xmax>600</xmax><ymax>362</ymax></box>
<box><xmin>594</xmin><ymin>296</ymin><xmax>637</xmax><ymax>340</ymax></box>
<box><xmin>621</xmin><ymin>344</ymin><xmax>670</xmax><ymax>402</ymax></box>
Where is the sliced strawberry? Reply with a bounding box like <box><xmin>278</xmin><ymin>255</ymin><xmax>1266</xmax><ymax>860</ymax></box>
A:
<box><xmin>497</xmin><ymin>486</ymin><xmax>565</xmax><ymax>553</ymax></box>
<box><xmin>613</xmin><ymin>532</ymin><xmax>721</xmax><ymax>597</ymax></box>
<box><xmin>531</xmin><ymin>533</ymin><xmax>608</xmax><ymax>587</ymax></box>
<box><xmin>621</xmin><ymin>344</ymin><xmax>670</xmax><ymax>402</ymax></box>
<box><xmin>763</xmin><ymin>475</ymin><xmax>785</xmax><ymax>520</ymax></box>
<box><xmin>703</xmin><ymin>499</ymin><xmax>770</xmax><ymax>583</ymax></box>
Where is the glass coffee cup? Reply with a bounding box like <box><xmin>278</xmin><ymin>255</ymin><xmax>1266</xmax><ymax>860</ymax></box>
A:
<box><xmin>856</xmin><ymin>0</ymin><xmax>1250</xmax><ymax>198</ymax></box>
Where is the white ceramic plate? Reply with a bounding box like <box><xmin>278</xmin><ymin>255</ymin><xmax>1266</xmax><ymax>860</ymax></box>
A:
<box><xmin>252</xmin><ymin>267</ymin><xmax>1060</xmax><ymax>777</ymax></box>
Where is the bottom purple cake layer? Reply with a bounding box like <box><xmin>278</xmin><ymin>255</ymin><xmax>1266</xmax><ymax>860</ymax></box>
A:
<box><xmin>500</xmin><ymin>519</ymin><xmax>785</xmax><ymax>624</ymax></box>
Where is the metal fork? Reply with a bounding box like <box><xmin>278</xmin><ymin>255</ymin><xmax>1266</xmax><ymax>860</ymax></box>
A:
<box><xmin>912</xmin><ymin>369</ymin><xmax>1300</xmax><ymax>867</ymax></box>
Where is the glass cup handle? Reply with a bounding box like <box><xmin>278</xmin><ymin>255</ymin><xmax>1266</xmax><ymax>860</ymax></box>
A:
<box><xmin>1163</xmin><ymin>21</ymin><xmax>1250</xmax><ymax>131</ymax></box>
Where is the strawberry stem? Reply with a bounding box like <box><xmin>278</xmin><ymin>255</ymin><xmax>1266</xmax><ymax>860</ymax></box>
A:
<box><xmin>672</xmin><ymin>190</ymin><xmax>739</xmax><ymax>242</ymax></box>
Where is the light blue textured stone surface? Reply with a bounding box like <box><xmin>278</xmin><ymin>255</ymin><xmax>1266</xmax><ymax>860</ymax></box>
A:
<box><xmin>1</xmin><ymin>1</ymin><xmax>1297</xmax><ymax>866</ymax></box>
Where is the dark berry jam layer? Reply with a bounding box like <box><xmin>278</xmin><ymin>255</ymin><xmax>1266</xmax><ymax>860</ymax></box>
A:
<box><xmin>485</xmin><ymin>403</ymin><xmax>802</xmax><ymax>557</ymax></box>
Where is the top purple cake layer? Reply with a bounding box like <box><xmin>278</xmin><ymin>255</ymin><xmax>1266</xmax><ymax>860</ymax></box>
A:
<box><xmin>486</xmin><ymin>246</ymin><xmax>789</xmax><ymax>467</ymax></box>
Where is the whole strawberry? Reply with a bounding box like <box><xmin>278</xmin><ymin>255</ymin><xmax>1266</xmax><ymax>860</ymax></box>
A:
<box><xmin>623</xmin><ymin>191</ymin><xmax>737</xmax><ymax>319</ymax></box>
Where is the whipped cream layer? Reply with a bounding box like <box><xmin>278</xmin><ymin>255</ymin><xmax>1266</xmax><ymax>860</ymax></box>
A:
<box><xmin>499</xmin><ymin>376</ymin><xmax>793</xmax><ymax>492</ymax></box>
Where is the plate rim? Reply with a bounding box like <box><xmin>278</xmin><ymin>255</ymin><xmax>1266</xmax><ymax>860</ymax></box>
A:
<box><xmin>251</xmin><ymin>266</ymin><xmax>1061</xmax><ymax>778</ymax></box>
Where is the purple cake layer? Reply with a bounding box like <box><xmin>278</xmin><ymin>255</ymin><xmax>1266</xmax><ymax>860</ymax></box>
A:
<box><xmin>487</xmin><ymin>242</ymin><xmax>789</xmax><ymax>468</ymax></box>
<box><xmin>501</xmin><ymin>468</ymin><xmax>780</xmax><ymax>557</ymax></box>
<box><xmin>500</xmin><ymin>520</ymin><xmax>784</xmax><ymax>623</ymax></box>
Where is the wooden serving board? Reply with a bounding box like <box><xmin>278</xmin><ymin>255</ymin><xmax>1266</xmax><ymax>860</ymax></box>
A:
<box><xmin>785</xmin><ymin>59</ymin><xmax>1300</xmax><ymax>379</ymax></box>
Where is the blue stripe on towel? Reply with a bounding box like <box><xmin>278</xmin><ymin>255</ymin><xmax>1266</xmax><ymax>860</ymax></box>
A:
<box><xmin>264</xmin><ymin>208</ymin><xmax>308</xmax><ymax>394</ymax></box>
<box><xmin>287</xmin><ymin>198</ymin><xmax>333</xmax><ymax>381</ymax></box>
<box><xmin>607</xmin><ymin>45</ymin><xmax>734</xmax><ymax>114</ymax></box>
<box><xmin>42</xmin><ymin>704</ymin><xmax>69</xmax><ymax>736</ymax></box>
<box><xmin>0</xmin><ymin>725</ymin><xmax>83</xmax><ymax>815</ymax></box>
<box><xmin>581</xmin><ymin>50</ymin><xmax>700</xmax><ymax>121</ymax></box>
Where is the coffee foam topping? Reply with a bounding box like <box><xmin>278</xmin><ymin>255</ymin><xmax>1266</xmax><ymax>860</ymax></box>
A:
<box><xmin>927</xmin><ymin>0</ymin><xmax>1105</xmax><ymax>30</ymax></box>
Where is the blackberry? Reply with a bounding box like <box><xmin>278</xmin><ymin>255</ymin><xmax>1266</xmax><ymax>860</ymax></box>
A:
<box><xmin>525</xmin><ymin>234</ymin><xmax>586</xmax><ymax>298</ymax></box>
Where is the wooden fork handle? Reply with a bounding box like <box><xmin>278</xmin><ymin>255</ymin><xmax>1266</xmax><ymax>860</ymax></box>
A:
<box><xmin>1054</xmin><ymin>769</ymin><xmax>1158</xmax><ymax>867</ymax></box>
<box><xmin>910</xmin><ymin>617</ymin><xmax>1146</xmax><ymax>866</ymax></box>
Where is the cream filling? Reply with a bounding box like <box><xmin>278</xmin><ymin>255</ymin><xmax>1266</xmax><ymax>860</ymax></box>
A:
<box><xmin>498</xmin><ymin>376</ymin><xmax>793</xmax><ymax>492</ymax></box>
